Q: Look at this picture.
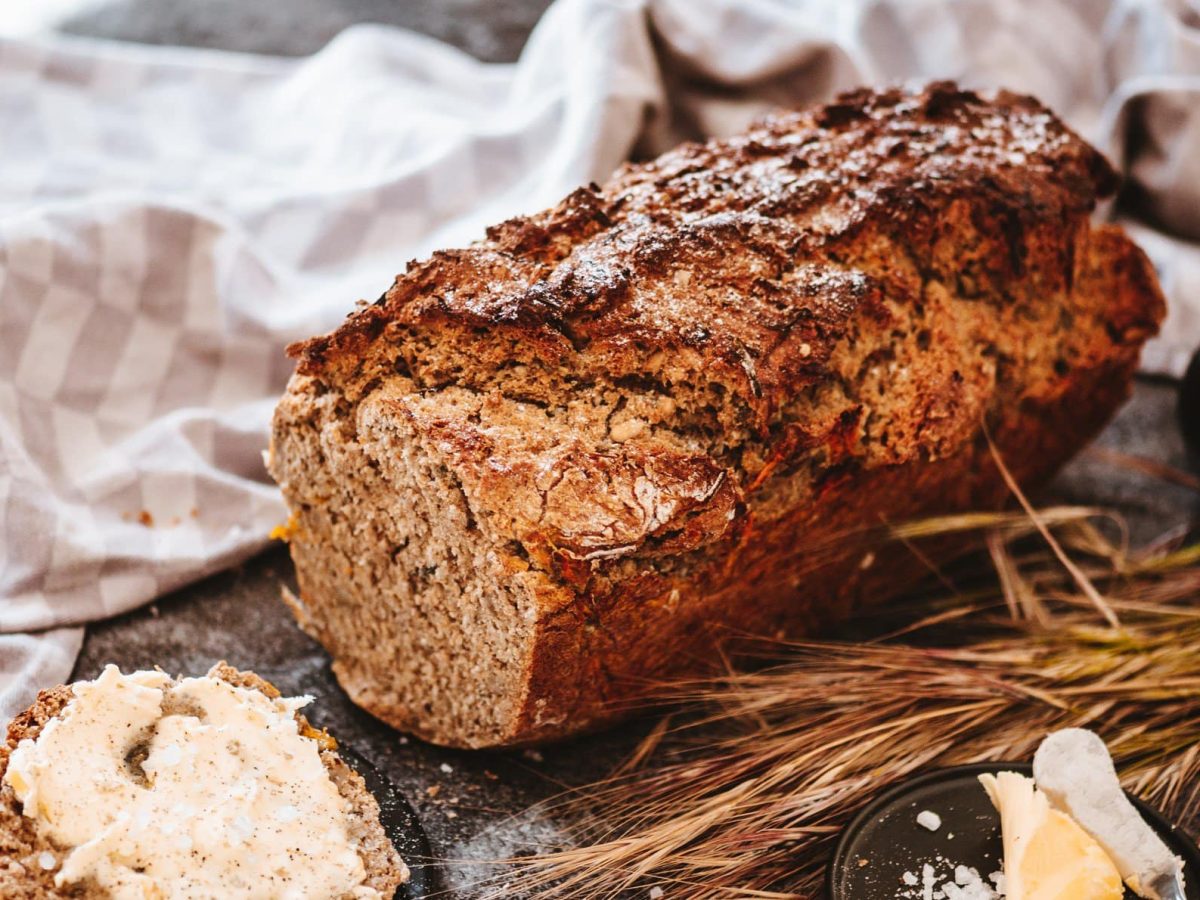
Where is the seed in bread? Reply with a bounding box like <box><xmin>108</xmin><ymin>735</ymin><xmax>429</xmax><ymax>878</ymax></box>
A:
<box><xmin>269</xmin><ymin>82</ymin><xmax>1165</xmax><ymax>748</ymax></box>
<box><xmin>0</xmin><ymin>663</ymin><xmax>408</xmax><ymax>899</ymax></box>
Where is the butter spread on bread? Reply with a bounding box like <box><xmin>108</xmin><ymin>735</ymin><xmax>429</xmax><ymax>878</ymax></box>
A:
<box><xmin>4</xmin><ymin>665</ymin><xmax>395</xmax><ymax>899</ymax></box>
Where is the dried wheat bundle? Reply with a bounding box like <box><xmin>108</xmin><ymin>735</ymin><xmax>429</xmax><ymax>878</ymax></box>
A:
<box><xmin>485</xmin><ymin>474</ymin><xmax>1200</xmax><ymax>899</ymax></box>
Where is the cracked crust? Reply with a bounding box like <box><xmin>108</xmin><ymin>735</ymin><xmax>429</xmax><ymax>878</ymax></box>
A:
<box><xmin>269</xmin><ymin>83</ymin><xmax>1165</xmax><ymax>747</ymax></box>
<box><xmin>0</xmin><ymin>665</ymin><xmax>408</xmax><ymax>899</ymax></box>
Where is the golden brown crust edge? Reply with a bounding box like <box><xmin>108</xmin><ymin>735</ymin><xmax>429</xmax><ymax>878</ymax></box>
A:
<box><xmin>0</xmin><ymin>666</ymin><xmax>407</xmax><ymax>899</ymax></box>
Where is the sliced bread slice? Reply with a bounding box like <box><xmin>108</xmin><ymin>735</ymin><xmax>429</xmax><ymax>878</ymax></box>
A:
<box><xmin>0</xmin><ymin>663</ymin><xmax>408</xmax><ymax>899</ymax></box>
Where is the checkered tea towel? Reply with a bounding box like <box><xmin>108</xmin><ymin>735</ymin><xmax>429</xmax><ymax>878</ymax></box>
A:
<box><xmin>3</xmin><ymin>0</ymin><xmax>1199</xmax><ymax>713</ymax></box>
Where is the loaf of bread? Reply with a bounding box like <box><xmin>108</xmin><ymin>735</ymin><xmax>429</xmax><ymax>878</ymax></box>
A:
<box><xmin>0</xmin><ymin>664</ymin><xmax>408</xmax><ymax>898</ymax></box>
<box><xmin>270</xmin><ymin>83</ymin><xmax>1164</xmax><ymax>748</ymax></box>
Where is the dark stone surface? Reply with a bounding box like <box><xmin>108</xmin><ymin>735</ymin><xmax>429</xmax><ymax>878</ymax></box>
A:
<box><xmin>61</xmin><ymin>0</ymin><xmax>556</xmax><ymax>61</ymax></box>
<box><xmin>1052</xmin><ymin>377</ymin><xmax>1198</xmax><ymax>543</ymax></box>
<box><xmin>54</xmin><ymin>2</ymin><xmax>1199</xmax><ymax>895</ymax></box>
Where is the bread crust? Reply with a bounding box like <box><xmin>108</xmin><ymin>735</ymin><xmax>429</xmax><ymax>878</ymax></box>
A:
<box><xmin>293</xmin><ymin>83</ymin><xmax>1129</xmax><ymax>414</ymax></box>
<box><xmin>0</xmin><ymin>666</ymin><xmax>407</xmax><ymax>899</ymax></box>
<box><xmin>271</xmin><ymin>83</ymin><xmax>1165</xmax><ymax>746</ymax></box>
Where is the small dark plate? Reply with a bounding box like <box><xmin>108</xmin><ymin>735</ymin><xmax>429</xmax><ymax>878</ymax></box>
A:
<box><xmin>827</xmin><ymin>762</ymin><xmax>1200</xmax><ymax>900</ymax></box>
<box><xmin>339</xmin><ymin>747</ymin><xmax>438</xmax><ymax>899</ymax></box>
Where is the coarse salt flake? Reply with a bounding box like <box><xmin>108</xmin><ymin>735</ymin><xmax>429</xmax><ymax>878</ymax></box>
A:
<box><xmin>897</xmin><ymin>858</ymin><xmax>1001</xmax><ymax>900</ymax></box>
<box><xmin>916</xmin><ymin>809</ymin><xmax>942</xmax><ymax>831</ymax></box>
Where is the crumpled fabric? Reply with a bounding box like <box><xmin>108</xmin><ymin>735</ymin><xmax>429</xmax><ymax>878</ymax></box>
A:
<box><xmin>2</xmin><ymin>0</ymin><xmax>1198</xmax><ymax>714</ymax></box>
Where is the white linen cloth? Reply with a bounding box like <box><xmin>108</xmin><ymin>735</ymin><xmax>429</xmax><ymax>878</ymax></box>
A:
<box><xmin>2</xmin><ymin>0</ymin><xmax>1199</xmax><ymax>714</ymax></box>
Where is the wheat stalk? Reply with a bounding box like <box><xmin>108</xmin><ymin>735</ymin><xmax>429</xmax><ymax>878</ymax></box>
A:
<box><xmin>474</xmin><ymin>494</ymin><xmax>1200</xmax><ymax>899</ymax></box>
